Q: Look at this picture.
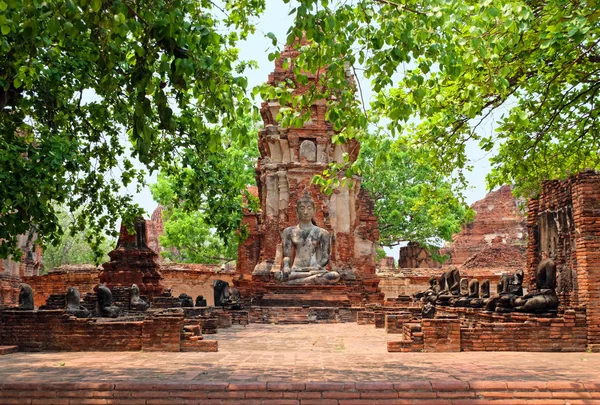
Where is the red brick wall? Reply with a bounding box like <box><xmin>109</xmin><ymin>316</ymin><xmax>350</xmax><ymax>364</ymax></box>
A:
<box><xmin>22</xmin><ymin>266</ymin><xmax>100</xmax><ymax>308</ymax></box>
<box><xmin>423</xmin><ymin>318</ymin><xmax>461</xmax><ymax>352</ymax></box>
<box><xmin>527</xmin><ymin>170</ymin><xmax>600</xmax><ymax>348</ymax></box>
<box><xmin>18</xmin><ymin>263</ymin><xmax>234</xmax><ymax>308</ymax></box>
<box><xmin>0</xmin><ymin>310</ymin><xmax>183</xmax><ymax>351</ymax></box>
<box><xmin>0</xmin><ymin>273</ymin><xmax>20</xmax><ymax>306</ymax></box>
<box><xmin>398</xmin><ymin>242</ymin><xmax>442</xmax><ymax>269</ymax></box>
<box><xmin>160</xmin><ymin>264</ymin><xmax>234</xmax><ymax>306</ymax></box>
<box><xmin>3</xmin><ymin>380</ymin><xmax>598</xmax><ymax>404</ymax></box>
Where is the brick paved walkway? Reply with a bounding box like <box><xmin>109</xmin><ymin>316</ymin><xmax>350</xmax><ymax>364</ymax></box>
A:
<box><xmin>2</xmin><ymin>323</ymin><xmax>599</xmax><ymax>384</ymax></box>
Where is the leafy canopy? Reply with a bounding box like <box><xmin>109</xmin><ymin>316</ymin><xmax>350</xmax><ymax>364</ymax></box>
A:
<box><xmin>42</xmin><ymin>206</ymin><xmax>115</xmax><ymax>271</ymax></box>
<box><xmin>149</xmin><ymin>119</ymin><xmax>259</xmax><ymax>264</ymax></box>
<box><xmin>358</xmin><ymin>137</ymin><xmax>474</xmax><ymax>251</ymax></box>
<box><xmin>264</xmin><ymin>0</ymin><xmax>600</xmax><ymax>197</ymax></box>
<box><xmin>0</xmin><ymin>0</ymin><xmax>264</xmax><ymax>260</ymax></box>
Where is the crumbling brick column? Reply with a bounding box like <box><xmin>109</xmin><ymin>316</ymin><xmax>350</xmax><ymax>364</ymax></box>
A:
<box><xmin>527</xmin><ymin>170</ymin><xmax>600</xmax><ymax>350</ymax></box>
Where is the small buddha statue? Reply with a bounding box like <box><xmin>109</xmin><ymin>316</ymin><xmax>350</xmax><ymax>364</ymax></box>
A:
<box><xmin>18</xmin><ymin>283</ymin><xmax>34</xmax><ymax>310</ymax></box>
<box><xmin>130</xmin><ymin>284</ymin><xmax>150</xmax><ymax>311</ymax></box>
<box><xmin>66</xmin><ymin>287</ymin><xmax>91</xmax><ymax>318</ymax></box>
<box><xmin>273</xmin><ymin>193</ymin><xmax>340</xmax><ymax>285</ymax></box>
<box><xmin>435</xmin><ymin>266</ymin><xmax>460</xmax><ymax>306</ymax></box>
<box><xmin>480</xmin><ymin>279</ymin><xmax>491</xmax><ymax>298</ymax></box>
<box><xmin>415</xmin><ymin>276</ymin><xmax>439</xmax><ymax>302</ymax></box>
<box><xmin>454</xmin><ymin>277</ymin><xmax>472</xmax><ymax>307</ymax></box>
<box><xmin>496</xmin><ymin>269</ymin><xmax>525</xmax><ymax>313</ymax></box>
<box><xmin>514</xmin><ymin>253</ymin><xmax>559</xmax><ymax>313</ymax></box>
<box><xmin>96</xmin><ymin>284</ymin><xmax>120</xmax><ymax>318</ymax></box>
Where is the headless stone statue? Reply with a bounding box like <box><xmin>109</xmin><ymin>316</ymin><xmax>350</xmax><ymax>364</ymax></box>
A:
<box><xmin>467</xmin><ymin>279</ymin><xmax>486</xmax><ymax>308</ymax></box>
<box><xmin>485</xmin><ymin>273</ymin><xmax>510</xmax><ymax>311</ymax></box>
<box><xmin>195</xmin><ymin>295</ymin><xmax>207</xmax><ymax>307</ymax></box>
<box><xmin>130</xmin><ymin>284</ymin><xmax>149</xmax><ymax>311</ymax></box>
<box><xmin>480</xmin><ymin>279</ymin><xmax>491</xmax><ymax>298</ymax></box>
<box><xmin>214</xmin><ymin>280</ymin><xmax>229</xmax><ymax>307</ymax></box>
<box><xmin>274</xmin><ymin>193</ymin><xmax>340</xmax><ymax>285</ymax></box>
<box><xmin>460</xmin><ymin>278</ymin><xmax>469</xmax><ymax>297</ymax></box>
<box><xmin>514</xmin><ymin>254</ymin><xmax>559</xmax><ymax>313</ymax></box>
<box><xmin>18</xmin><ymin>283</ymin><xmax>34</xmax><ymax>310</ymax></box>
<box><xmin>179</xmin><ymin>293</ymin><xmax>194</xmax><ymax>308</ymax></box>
<box><xmin>96</xmin><ymin>284</ymin><xmax>121</xmax><ymax>318</ymax></box>
<box><xmin>454</xmin><ymin>277</ymin><xmax>472</xmax><ymax>307</ymax></box>
<box><xmin>66</xmin><ymin>287</ymin><xmax>91</xmax><ymax>318</ymax></box>
<box><xmin>436</xmin><ymin>266</ymin><xmax>460</xmax><ymax>306</ymax></box>
<box><xmin>414</xmin><ymin>276</ymin><xmax>439</xmax><ymax>302</ymax></box>
<box><xmin>468</xmin><ymin>279</ymin><xmax>480</xmax><ymax>298</ymax></box>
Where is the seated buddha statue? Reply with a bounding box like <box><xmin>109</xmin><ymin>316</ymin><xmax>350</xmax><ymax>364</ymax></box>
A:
<box><xmin>273</xmin><ymin>193</ymin><xmax>340</xmax><ymax>285</ymax></box>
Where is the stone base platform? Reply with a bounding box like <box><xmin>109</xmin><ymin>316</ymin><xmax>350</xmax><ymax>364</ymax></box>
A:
<box><xmin>251</xmin><ymin>284</ymin><xmax>353</xmax><ymax>307</ymax></box>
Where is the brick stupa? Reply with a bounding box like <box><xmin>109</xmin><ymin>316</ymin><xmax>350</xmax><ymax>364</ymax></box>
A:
<box><xmin>99</xmin><ymin>219</ymin><xmax>164</xmax><ymax>298</ymax></box>
<box><xmin>235</xmin><ymin>42</ymin><xmax>383</xmax><ymax>306</ymax></box>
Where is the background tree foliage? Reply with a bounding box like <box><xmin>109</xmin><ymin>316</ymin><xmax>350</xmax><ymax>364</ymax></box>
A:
<box><xmin>264</xmin><ymin>0</ymin><xmax>600</xmax><ymax>198</ymax></box>
<box><xmin>358</xmin><ymin>137</ymin><xmax>474</xmax><ymax>251</ymax></box>
<box><xmin>149</xmin><ymin>121</ymin><xmax>258</xmax><ymax>264</ymax></box>
<box><xmin>0</xmin><ymin>0</ymin><xmax>264</xmax><ymax>261</ymax></box>
<box><xmin>42</xmin><ymin>207</ymin><xmax>115</xmax><ymax>270</ymax></box>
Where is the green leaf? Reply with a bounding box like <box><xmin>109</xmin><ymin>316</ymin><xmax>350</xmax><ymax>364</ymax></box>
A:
<box><xmin>1</xmin><ymin>25</ymin><xmax>9</xmax><ymax>35</ymax></box>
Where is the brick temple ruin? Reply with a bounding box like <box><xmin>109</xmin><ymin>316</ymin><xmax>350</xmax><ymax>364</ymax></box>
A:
<box><xmin>378</xmin><ymin>185</ymin><xmax>527</xmax><ymax>298</ymax></box>
<box><xmin>1</xmin><ymin>38</ymin><xmax>600</xmax><ymax>355</ymax></box>
<box><xmin>234</xmin><ymin>42</ymin><xmax>382</xmax><ymax>309</ymax></box>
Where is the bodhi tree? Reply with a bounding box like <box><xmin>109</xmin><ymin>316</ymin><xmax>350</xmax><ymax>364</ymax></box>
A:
<box><xmin>261</xmin><ymin>0</ymin><xmax>600</xmax><ymax>198</ymax></box>
<box><xmin>0</xmin><ymin>0</ymin><xmax>264</xmax><ymax>260</ymax></box>
<box><xmin>358</xmin><ymin>137</ymin><xmax>474</xmax><ymax>254</ymax></box>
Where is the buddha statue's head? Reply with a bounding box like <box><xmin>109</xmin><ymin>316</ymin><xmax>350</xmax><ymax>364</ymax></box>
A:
<box><xmin>296</xmin><ymin>192</ymin><xmax>316</xmax><ymax>223</ymax></box>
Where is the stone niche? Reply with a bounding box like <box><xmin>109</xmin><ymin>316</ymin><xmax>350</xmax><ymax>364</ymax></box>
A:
<box><xmin>99</xmin><ymin>219</ymin><xmax>164</xmax><ymax>298</ymax></box>
<box><xmin>235</xmin><ymin>41</ymin><xmax>382</xmax><ymax>306</ymax></box>
<box><xmin>527</xmin><ymin>170</ymin><xmax>600</xmax><ymax>350</ymax></box>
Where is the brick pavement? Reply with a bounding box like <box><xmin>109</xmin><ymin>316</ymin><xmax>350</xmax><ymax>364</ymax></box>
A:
<box><xmin>1</xmin><ymin>323</ymin><xmax>599</xmax><ymax>383</ymax></box>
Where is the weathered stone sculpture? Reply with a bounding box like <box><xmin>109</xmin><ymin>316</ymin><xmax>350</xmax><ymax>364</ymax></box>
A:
<box><xmin>514</xmin><ymin>254</ymin><xmax>559</xmax><ymax>313</ymax></box>
<box><xmin>18</xmin><ymin>283</ymin><xmax>34</xmax><ymax>310</ymax></box>
<box><xmin>435</xmin><ymin>266</ymin><xmax>461</xmax><ymax>306</ymax></box>
<box><xmin>460</xmin><ymin>278</ymin><xmax>469</xmax><ymax>297</ymax></box>
<box><xmin>214</xmin><ymin>280</ymin><xmax>229</xmax><ymax>307</ymax></box>
<box><xmin>66</xmin><ymin>287</ymin><xmax>91</xmax><ymax>318</ymax></box>
<box><xmin>422</xmin><ymin>302</ymin><xmax>436</xmax><ymax>318</ymax></box>
<box><xmin>453</xmin><ymin>276</ymin><xmax>473</xmax><ymax>307</ymax></box>
<box><xmin>414</xmin><ymin>276</ymin><xmax>439</xmax><ymax>302</ymax></box>
<box><xmin>273</xmin><ymin>193</ymin><xmax>340</xmax><ymax>285</ymax></box>
<box><xmin>485</xmin><ymin>274</ymin><xmax>510</xmax><ymax>311</ymax></box>
<box><xmin>468</xmin><ymin>279</ymin><xmax>480</xmax><ymax>298</ymax></box>
<box><xmin>179</xmin><ymin>293</ymin><xmax>194</xmax><ymax>307</ymax></box>
<box><xmin>96</xmin><ymin>284</ymin><xmax>120</xmax><ymax>318</ymax></box>
<box><xmin>213</xmin><ymin>280</ymin><xmax>242</xmax><ymax>309</ymax></box>
<box><xmin>480</xmin><ymin>279</ymin><xmax>491</xmax><ymax>298</ymax></box>
<box><xmin>129</xmin><ymin>284</ymin><xmax>149</xmax><ymax>311</ymax></box>
<box><xmin>195</xmin><ymin>295</ymin><xmax>207</xmax><ymax>307</ymax></box>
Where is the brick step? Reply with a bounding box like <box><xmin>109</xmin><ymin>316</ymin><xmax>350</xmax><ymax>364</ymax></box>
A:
<box><xmin>0</xmin><ymin>346</ymin><xmax>18</xmax><ymax>355</ymax></box>
<box><xmin>257</xmin><ymin>293</ymin><xmax>351</xmax><ymax>307</ymax></box>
